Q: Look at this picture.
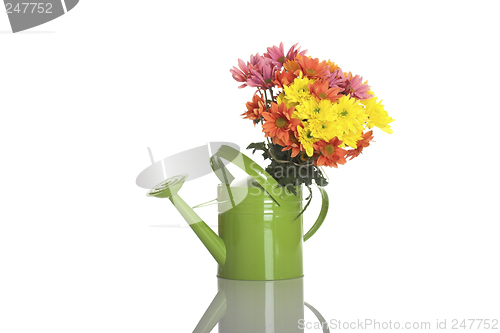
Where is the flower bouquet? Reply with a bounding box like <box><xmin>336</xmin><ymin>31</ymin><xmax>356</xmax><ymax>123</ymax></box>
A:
<box><xmin>231</xmin><ymin>42</ymin><xmax>394</xmax><ymax>194</ymax></box>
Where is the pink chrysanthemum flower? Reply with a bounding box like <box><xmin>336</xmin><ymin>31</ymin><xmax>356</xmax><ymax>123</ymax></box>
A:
<box><xmin>328</xmin><ymin>68</ymin><xmax>347</xmax><ymax>90</ymax></box>
<box><xmin>230</xmin><ymin>53</ymin><xmax>266</xmax><ymax>89</ymax></box>
<box><xmin>230</xmin><ymin>59</ymin><xmax>249</xmax><ymax>88</ymax></box>
<box><xmin>247</xmin><ymin>61</ymin><xmax>275</xmax><ymax>89</ymax></box>
<box><xmin>264</xmin><ymin>42</ymin><xmax>307</xmax><ymax>69</ymax></box>
<box><xmin>343</xmin><ymin>72</ymin><xmax>373</xmax><ymax>100</ymax></box>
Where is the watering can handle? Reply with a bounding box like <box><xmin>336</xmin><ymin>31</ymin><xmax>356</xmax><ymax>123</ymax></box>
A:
<box><xmin>211</xmin><ymin>145</ymin><xmax>329</xmax><ymax>237</ymax></box>
<box><xmin>192</xmin><ymin>290</ymin><xmax>226</xmax><ymax>333</ymax></box>
<box><xmin>210</xmin><ymin>145</ymin><xmax>284</xmax><ymax>206</ymax></box>
<box><xmin>303</xmin><ymin>186</ymin><xmax>329</xmax><ymax>242</ymax></box>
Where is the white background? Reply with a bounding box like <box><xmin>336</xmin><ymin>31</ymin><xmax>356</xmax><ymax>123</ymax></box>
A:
<box><xmin>1</xmin><ymin>1</ymin><xmax>499</xmax><ymax>332</ymax></box>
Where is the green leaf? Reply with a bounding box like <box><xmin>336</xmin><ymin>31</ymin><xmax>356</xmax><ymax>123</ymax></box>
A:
<box><xmin>247</xmin><ymin>142</ymin><xmax>266</xmax><ymax>154</ymax></box>
<box><xmin>286</xmin><ymin>184</ymin><xmax>297</xmax><ymax>196</ymax></box>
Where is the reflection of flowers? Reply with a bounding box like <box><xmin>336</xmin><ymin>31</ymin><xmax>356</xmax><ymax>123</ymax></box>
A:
<box><xmin>231</xmin><ymin>43</ymin><xmax>395</xmax><ymax>188</ymax></box>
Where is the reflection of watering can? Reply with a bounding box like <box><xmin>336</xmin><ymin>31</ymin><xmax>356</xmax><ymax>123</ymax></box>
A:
<box><xmin>147</xmin><ymin>145</ymin><xmax>329</xmax><ymax>281</ymax></box>
<box><xmin>193</xmin><ymin>277</ymin><xmax>330</xmax><ymax>333</ymax></box>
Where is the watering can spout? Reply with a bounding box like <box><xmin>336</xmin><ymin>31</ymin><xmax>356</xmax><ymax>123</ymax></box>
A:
<box><xmin>147</xmin><ymin>174</ymin><xmax>226</xmax><ymax>266</ymax></box>
<box><xmin>169</xmin><ymin>194</ymin><xmax>226</xmax><ymax>266</ymax></box>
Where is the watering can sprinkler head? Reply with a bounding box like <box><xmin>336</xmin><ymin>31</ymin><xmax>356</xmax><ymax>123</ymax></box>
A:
<box><xmin>147</xmin><ymin>174</ymin><xmax>188</xmax><ymax>199</ymax></box>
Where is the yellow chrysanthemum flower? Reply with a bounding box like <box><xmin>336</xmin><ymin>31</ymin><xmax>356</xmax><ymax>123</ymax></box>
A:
<box><xmin>337</xmin><ymin>131</ymin><xmax>363</xmax><ymax>148</ymax></box>
<box><xmin>282</xmin><ymin>73</ymin><xmax>315</xmax><ymax>113</ymax></box>
<box><xmin>297</xmin><ymin>124</ymin><xmax>317</xmax><ymax>157</ymax></box>
<box><xmin>294</xmin><ymin>98</ymin><xmax>335</xmax><ymax>121</ymax></box>
<box><xmin>361</xmin><ymin>97</ymin><xmax>395</xmax><ymax>134</ymax></box>
<box><xmin>332</xmin><ymin>95</ymin><xmax>367</xmax><ymax>135</ymax></box>
<box><xmin>276</xmin><ymin>92</ymin><xmax>294</xmax><ymax>109</ymax></box>
<box><xmin>309</xmin><ymin>118</ymin><xmax>336</xmax><ymax>141</ymax></box>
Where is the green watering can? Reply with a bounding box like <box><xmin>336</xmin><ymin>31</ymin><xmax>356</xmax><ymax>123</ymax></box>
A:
<box><xmin>147</xmin><ymin>145</ymin><xmax>329</xmax><ymax>281</ymax></box>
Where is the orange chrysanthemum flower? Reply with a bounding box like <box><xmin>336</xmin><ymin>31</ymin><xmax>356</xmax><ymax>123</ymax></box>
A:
<box><xmin>262</xmin><ymin>102</ymin><xmax>301</xmax><ymax>144</ymax></box>
<box><xmin>308</xmin><ymin>80</ymin><xmax>343</xmax><ymax>103</ymax></box>
<box><xmin>346</xmin><ymin>130</ymin><xmax>374</xmax><ymax>160</ymax></box>
<box><xmin>295</xmin><ymin>56</ymin><xmax>331</xmax><ymax>80</ymax></box>
<box><xmin>241</xmin><ymin>94</ymin><xmax>266</xmax><ymax>124</ymax></box>
<box><xmin>273</xmin><ymin>69</ymin><xmax>297</xmax><ymax>88</ymax></box>
<box><xmin>270</xmin><ymin>135</ymin><xmax>288</xmax><ymax>147</ymax></box>
<box><xmin>283</xmin><ymin>59</ymin><xmax>301</xmax><ymax>74</ymax></box>
<box><xmin>314</xmin><ymin>137</ymin><xmax>347</xmax><ymax>168</ymax></box>
<box><xmin>281</xmin><ymin>122</ymin><xmax>303</xmax><ymax>157</ymax></box>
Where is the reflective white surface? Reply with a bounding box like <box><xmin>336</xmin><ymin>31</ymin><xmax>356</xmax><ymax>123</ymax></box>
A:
<box><xmin>193</xmin><ymin>277</ymin><xmax>329</xmax><ymax>333</ymax></box>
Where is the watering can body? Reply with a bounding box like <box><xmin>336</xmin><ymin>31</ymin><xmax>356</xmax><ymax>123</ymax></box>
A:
<box><xmin>217</xmin><ymin>181</ymin><xmax>304</xmax><ymax>280</ymax></box>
